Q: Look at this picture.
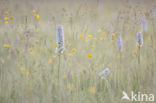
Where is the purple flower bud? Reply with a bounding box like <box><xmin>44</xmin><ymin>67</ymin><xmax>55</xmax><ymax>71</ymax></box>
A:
<box><xmin>136</xmin><ymin>32</ymin><xmax>143</xmax><ymax>47</ymax></box>
<box><xmin>141</xmin><ymin>17</ymin><xmax>147</xmax><ymax>32</ymax></box>
<box><xmin>117</xmin><ymin>37</ymin><xmax>122</xmax><ymax>51</ymax></box>
<box><xmin>56</xmin><ymin>25</ymin><xmax>64</xmax><ymax>53</ymax></box>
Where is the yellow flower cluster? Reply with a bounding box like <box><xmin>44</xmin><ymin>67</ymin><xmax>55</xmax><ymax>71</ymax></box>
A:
<box><xmin>48</xmin><ymin>56</ymin><xmax>57</xmax><ymax>63</ymax></box>
<box><xmin>3</xmin><ymin>12</ymin><xmax>14</xmax><ymax>24</ymax></box>
<box><xmin>32</xmin><ymin>10</ymin><xmax>40</xmax><ymax>19</ymax></box>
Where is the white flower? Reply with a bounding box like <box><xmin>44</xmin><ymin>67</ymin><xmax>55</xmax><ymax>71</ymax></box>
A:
<box><xmin>117</xmin><ymin>37</ymin><xmax>122</xmax><ymax>51</ymax></box>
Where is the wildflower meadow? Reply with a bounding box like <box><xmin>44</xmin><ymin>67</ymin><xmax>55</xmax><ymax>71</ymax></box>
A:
<box><xmin>0</xmin><ymin>0</ymin><xmax>156</xmax><ymax>103</ymax></box>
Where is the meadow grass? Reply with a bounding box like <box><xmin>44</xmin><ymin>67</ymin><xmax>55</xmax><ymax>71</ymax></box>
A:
<box><xmin>0</xmin><ymin>0</ymin><xmax>156</xmax><ymax>103</ymax></box>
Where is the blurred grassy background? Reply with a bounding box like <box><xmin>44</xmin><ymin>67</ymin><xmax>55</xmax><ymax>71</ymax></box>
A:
<box><xmin>0</xmin><ymin>0</ymin><xmax>156</xmax><ymax>103</ymax></box>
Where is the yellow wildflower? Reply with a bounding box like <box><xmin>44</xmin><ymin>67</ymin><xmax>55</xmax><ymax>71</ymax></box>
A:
<box><xmin>136</xmin><ymin>44</ymin><xmax>140</xmax><ymax>47</ymax></box>
<box><xmin>4</xmin><ymin>12</ymin><xmax>8</xmax><ymax>15</ymax></box>
<box><xmin>20</xmin><ymin>67</ymin><xmax>25</xmax><ymax>74</ymax></box>
<box><xmin>48</xmin><ymin>58</ymin><xmax>52</xmax><ymax>63</ymax></box>
<box><xmin>32</xmin><ymin>10</ymin><xmax>36</xmax><ymax>13</ymax></box>
<box><xmin>36</xmin><ymin>14</ymin><xmax>40</xmax><ymax>19</ymax></box>
<box><xmin>3</xmin><ymin>44</ymin><xmax>10</xmax><ymax>48</ymax></box>
<box><xmin>93</xmin><ymin>38</ymin><xmax>97</xmax><ymax>41</ymax></box>
<box><xmin>34</xmin><ymin>14</ymin><xmax>37</xmax><ymax>17</ymax></box>
<box><xmin>91</xmin><ymin>45</ymin><xmax>95</xmax><ymax>49</ymax></box>
<box><xmin>72</xmin><ymin>48</ymin><xmax>76</xmax><ymax>52</ymax></box>
<box><xmin>35</xmin><ymin>29</ymin><xmax>39</xmax><ymax>33</ymax></box>
<box><xmin>112</xmin><ymin>39</ymin><xmax>116</xmax><ymax>43</ymax></box>
<box><xmin>133</xmin><ymin>50</ymin><xmax>137</xmax><ymax>55</ymax></box>
<box><xmin>88</xmin><ymin>54</ymin><xmax>92</xmax><ymax>58</ymax></box>
<box><xmin>89</xmin><ymin>87</ymin><xmax>96</xmax><ymax>94</ymax></box>
<box><xmin>10</xmin><ymin>16</ymin><xmax>14</xmax><ymax>20</ymax></box>
<box><xmin>103</xmin><ymin>32</ymin><xmax>106</xmax><ymax>35</ymax></box>
<box><xmin>5</xmin><ymin>20</ymin><xmax>8</xmax><ymax>24</ymax></box>
<box><xmin>26</xmin><ymin>71</ymin><xmax>30</xmax><ymax>76</ymax></box>
<box><xmin>53</xmin><ymin>56</ymin><xmax>56</xmax><ymax>58</ymax></box>
<box><xmin>88</xmin><ymin>35</ymin><xmax>92</xmax><ymax>38</ymax></box>
<box><xmin>99</xmin><ymin>37</ymin><xmax>103</xmax><ymax>40</ymax></box>
<box><xmin>54</xmin><ymin>44</ymin><xmax>58</xmax><ymax>48</ymax></box>
<box><xmin>68</xmin><ymin>53</ymin><xmax>72</xmax><ymax>56</ymax></box>
<box><xmin>80</xmin><ymin>34</ymin><xmax>84</xmax><ymax>38</ymax></box>
<box><xmin>112</xmin><ymin>33</ymin><xmax>116</xmax><ymax>37</ymax></box>
<box><xmin>97</xmin><ymin>29</ymin><xmax>102</xmax><ymax>33</ymax></box>
<box><xmin>4</xmin><ymin>17</ymin><xmax>8</xmax><ymax>21</ymax></box>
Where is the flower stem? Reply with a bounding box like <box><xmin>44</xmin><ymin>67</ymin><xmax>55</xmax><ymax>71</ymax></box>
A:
<box><xmin>138</xmin><ymin>46</ymin><xmax>140</xmax><ymax>65</ymax></box>
<box><xmin>58</xmin><ymin>54</ymin><xmax>61</xmax><ymax>82</ymax></box>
